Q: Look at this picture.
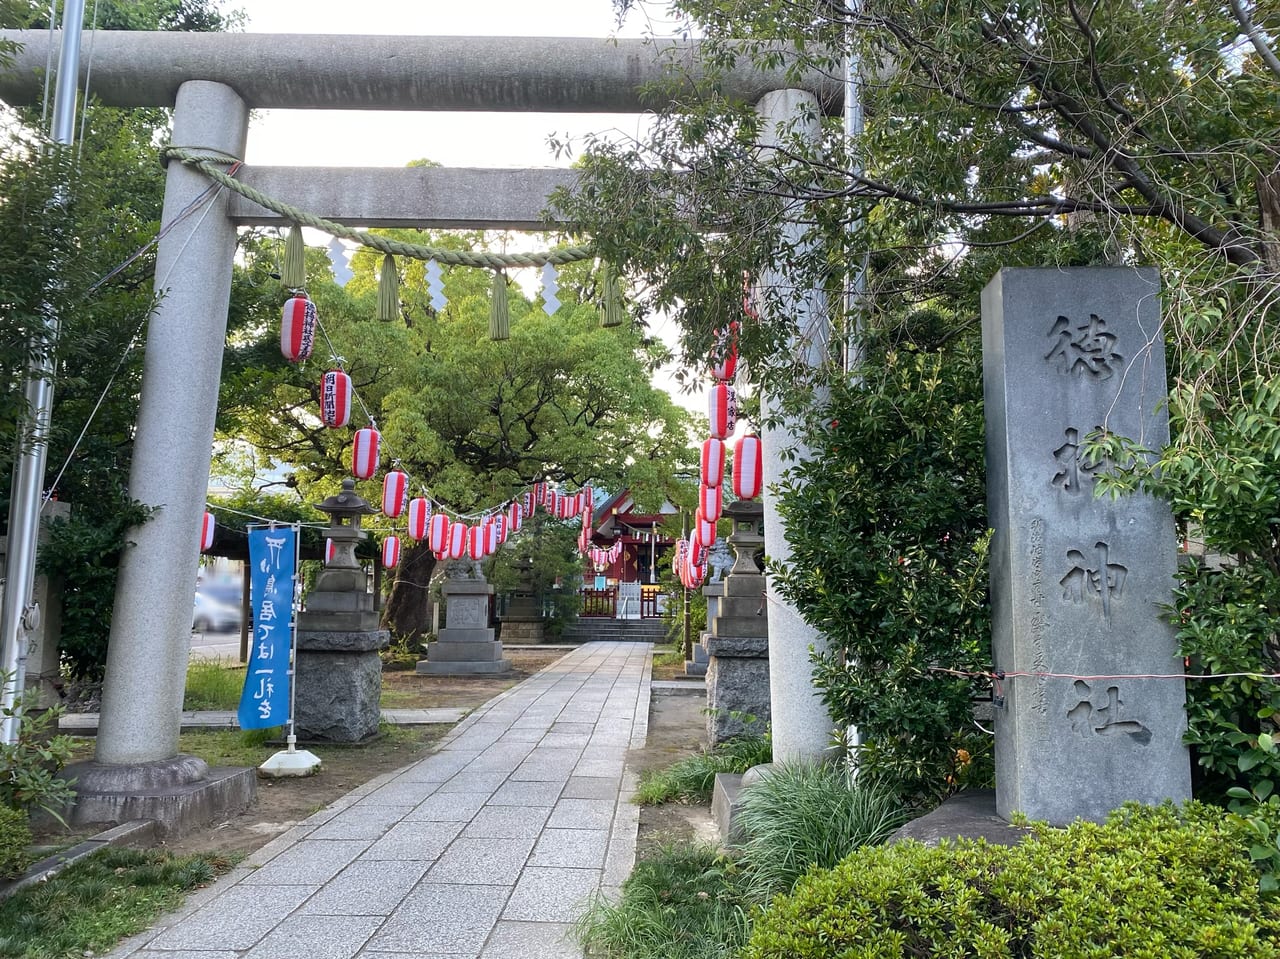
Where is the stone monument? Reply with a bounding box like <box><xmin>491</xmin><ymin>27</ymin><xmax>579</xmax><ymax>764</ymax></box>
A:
<box><xmin>295</xmin><ymin>479</ymin><xmax>389</xmax><ymax>743</ymax></box>
<box><xmin>418</xmin><ymin>562</ymin><xmax>511</xmax><ymax>675</ymax></box>
<box><xmin>982</xmin><ymin>267</ymin><xmax>1191</xmax><ymax>825</ymax></box>
<box><xmin>705</xmin><ymin>499</ymin><xmax>771</xmax><ymax>744</ymax></box>
<box><xmin>499</xmin><ymin>556</ymin><xmax>546</xmax><ymax>645</ymax></box>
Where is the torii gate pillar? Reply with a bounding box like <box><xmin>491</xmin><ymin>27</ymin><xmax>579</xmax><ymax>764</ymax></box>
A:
<box><xmin>66</xmin><ymin>81</ymin><xmax>256</xmax><ymax>833</ymax></box>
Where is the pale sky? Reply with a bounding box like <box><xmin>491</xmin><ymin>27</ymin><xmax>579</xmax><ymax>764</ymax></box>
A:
<box><xmin>227</xmin><ymin>0</ymin><xmax>708</xmax><ymax>414</ymax></box>
<box><xmin>233</xmin><ymin>0</ymin><xmax>673</xmax><ymax>169</ymax></box>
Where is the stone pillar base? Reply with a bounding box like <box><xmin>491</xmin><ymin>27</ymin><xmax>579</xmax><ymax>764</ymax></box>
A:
<box><xmin>705</xmin><ymin>635</ymin><xmax>771</xmax><ymax>744</ymax></box>
<box><xmin>295</xmin><ymin>629</ymin><xmax>388</xmax><ymax>743</ymax></box>
<box><xmin>62</xmin><ymin>754</ymin><xmax>256</xmax><ymax>839</ymax></box>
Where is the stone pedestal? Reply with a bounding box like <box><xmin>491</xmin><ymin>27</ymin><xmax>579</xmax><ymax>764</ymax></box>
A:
<box><xmin>982</xmin><ymin>267</ymin><xmax>1191</xmax><ymax>825</ymax></box>
<box><xmin>64</xmin><ymin>755</ymin><xmax>256</xmax><ymax>839</ymax></box>
<box><xmin>705</xmin><ymin>502</ymin><xmax>771</xmax><ymax>744</ymax></box>
<box><xmin>418</xmin><ymin>571</ymin><xmax>510</xmax><ymax>675</ymax></box>
<box><xmin>500</xmin><ymin>564</ymin><xmax>546</xmax><ymax>645</ymax></box>
<box><xmin>0</xmin><ymin>501</ymin><xmax>69</xmax><ymax>710</ymax></box>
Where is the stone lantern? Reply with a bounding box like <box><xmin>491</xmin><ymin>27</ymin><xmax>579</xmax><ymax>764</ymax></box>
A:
<box><xmin>295</xmin><ymin>478</ymin><xmax>388</xmax><ymax>742</ymax></box>
<box><xmin>313</xmin><ymin>478</ymin><xmax>376</xmax><ymax>593</ymax></box>
<box><xmin>704</xmin><ymin>498</ymin><xmax>770</xmax><ymax>745</ymax></box>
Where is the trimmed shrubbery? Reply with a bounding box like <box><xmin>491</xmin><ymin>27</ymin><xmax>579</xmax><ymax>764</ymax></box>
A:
<box><xmin>743</xmin><ymin>802</ymin><xmax>1280</xmax><ymax>959</ymax></box>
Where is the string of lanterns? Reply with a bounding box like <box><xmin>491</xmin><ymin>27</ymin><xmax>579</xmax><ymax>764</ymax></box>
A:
<box><xmin>202</xmin><ymin>292</ymin><xmax>599</xmax><ymax>570</ymax></box>
<box><xmin>674</xmin><ymin>280</ymin><xmax>765</xmax><ymax>590</ymax></box>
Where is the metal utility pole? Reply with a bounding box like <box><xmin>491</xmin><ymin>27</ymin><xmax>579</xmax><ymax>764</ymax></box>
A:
<box><xmin>0</xmin><ymin>0</ymin><xmax>86</xmax><ymax>743</ymax></box>
<box><xmin>843</xmin><ymin>0</ymin><xmax>866</xmax><ymax>374</ymax></box>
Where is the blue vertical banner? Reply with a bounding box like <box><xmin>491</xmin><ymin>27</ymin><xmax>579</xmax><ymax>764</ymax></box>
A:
<box><xmin>238</xmin><ymin>526</ymin><xmax>296</xmax><ymax>730</ymax></box>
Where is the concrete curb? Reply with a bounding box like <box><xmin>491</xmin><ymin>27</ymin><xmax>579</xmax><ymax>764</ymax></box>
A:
<box><xmin>0</xmin><ymin>819</ymin><xmax>158</xmax><ymax>901</ymax></box>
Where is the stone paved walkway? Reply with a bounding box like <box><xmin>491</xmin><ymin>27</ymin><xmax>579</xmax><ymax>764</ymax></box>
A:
<box><xmin>107</xmin><ymin>641</ymin><xmax>653</xmax><ymax>959</ymax></box>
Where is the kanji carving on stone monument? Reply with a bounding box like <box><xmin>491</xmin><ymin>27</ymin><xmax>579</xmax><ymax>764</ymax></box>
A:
<box><xmin>1051</xmin><ymin>426</ymin><xmax>1106</xmax><ymax>494</ymax></box>
<box><xmin>1059</xmin><ymin>541</ymin><xmax>1127</xmax><ymax>622</ymax></box>
<box><xmin>1045</xmin><ymin>314</ymin><xmax>1122</xmax><ymax>380</ymax></box>
<box><xmin>1067</xmin><ymin>680</ymin><xmax>1152</xmax><ymax>745</ymax></box>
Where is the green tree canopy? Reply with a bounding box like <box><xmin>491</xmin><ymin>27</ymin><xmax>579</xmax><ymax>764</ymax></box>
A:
<box><xmin>216</xmin><ymin>234</ymin><xmax>695</xmax><ymax>638</ymax></box>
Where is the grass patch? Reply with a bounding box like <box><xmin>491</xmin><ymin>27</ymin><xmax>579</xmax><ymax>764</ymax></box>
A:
<box><xmin>734</xmin><ymin>762</ymin><xmax>911</xmax><ymax>905</ymax></box>
<box><xmin>379</xmin><ymin>686</ymin><xmax>422</xmax><ymax>709</ymax></box>
<box><xmin>634</xmin><ymin>735</ymin><xmax>772</xmax><ymax>805</ymax></box>
<box><xmin>182</xmin><ymin>659</ymin><xmax>245</xmax><ymax>711</ymax></box>
<box><xmin>574</xmin><ymin>844</ymin><xmax>751</xmax><ymax>959</ymax></box>
<box><xmin>177</xmin><ymin>727</ymin><xmax>282</xmax><ymax>767</ymax></box>
<box><xmin>652</xmin><ymin>644</ymin><xmax>684</xmax><ymax>669</ymax></box>
<box><xmin>0</xmin><ymin>847</ymin><xmax>232</xmax><ymax>958</ymax></box>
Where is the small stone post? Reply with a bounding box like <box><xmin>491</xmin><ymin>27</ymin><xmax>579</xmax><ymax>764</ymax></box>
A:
<box><xmin>982</xmin><ymin>267</ymin><xmax>1191</xmax><ymax>824</ymax></box>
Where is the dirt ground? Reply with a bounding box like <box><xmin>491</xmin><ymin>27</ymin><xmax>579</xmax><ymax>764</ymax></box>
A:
<box><xmin>145</xmin><ymin>649</ymin><xmax>712</xmax><ymax>859</ymax></box>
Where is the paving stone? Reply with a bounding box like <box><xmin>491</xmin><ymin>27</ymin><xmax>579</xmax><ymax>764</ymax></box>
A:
<box><xmin>488</xmin><ymin>780</ymin><xmax>563</xmax><ymax>807</ymax></box>
<box><xmin>462</xmin><ymin>805</ymin><xmax>552</xmax><ymax>839</ymax></box>
<box><xmin>480</xmin><ymin>921</ymin><xmax>581</xmax><ymax>959</ymax></box>
<box><xmin>426</xmin><ymin>836</ymin><xmax>536</xmax><ymax>884</ymax></box>
<box><xmin>529</xmin><ymin>829</ymin><xmax>609</xmax><ymax>869</ymax></box>
<box><xmin>405</xmin><ymin>790</ymin><xmax>490</xmax><ymax>822</ymax></box>
<box><xmin>395</xmin><ymin>749</ymin><xmax>483</xmax><ymax>782</ymax></box>
<box><xmin>241</xmin><ymin>841</ymin><xmax>371</xmax><ymax>886</ymax></box>
<box><xmin>354</xmin><ymin>775</ymin><xmax>443</xmax><ymax>805</ymax></box>
<box><xmin>496</xmin><ymin>726</ymin><xmax>545</xmax><ymax>743</ymax></box>
<box><xmin>502</xmin><ymin>867</ymin><xmax>602</xmax><ymax>922</ymax></box>
<box><xmin>538</xmin><ymin>732</ymin><xmax>591</xmax><ymax>748</ymax></box>
<box><xmin>366</xmin><ymin>883</ymin><xmax>509</xmax><ymax>954</ymax></box>
<box><xmin>297</xmin><ymin>860</ymin><xmax>429</xmax><ymax>915</ymax></box>
<box><xmin>549</xmin><ymin>722</ymin><xmax>596</xmax><ymax>735</ymax></box>
<box><xmin>435</xmin><ymin>771</ymin><xmax>507</xmax><ymax>795</ymax></box>
<box><xmin>361</xmin><ymin>820</ymin><xmax>465</xmax><ymax>861</ymax></box>
<box><xmin>309</xmin><ymin>804</ymin><xmax>412</xmax><ymax>841</ymax></box>
<box><xmin>147</xmin><ymin>885</ymin><xmax>318</xmax><ymax>951</ymax></box>
<box><xmin>509</xmin><ymin>760</ymin><xmax>576</xmax><ymax>783</ymax></box>
<box><xmin>573</xmin><ymin>759</ymin><xmax>625</xmax><ymax>779</ymax></box>
<box><xmin>244</xmin><ymin>914</ymin><xmax>382</xmax><ymax>959</ymax></box>
<box><xmin>560</xmin><ymin>776</ymin><xmax>621</xmax><ymax>800</ymax></box>
<box><xmin>547</xmin><ymin>798</ymin><xmax>615</xmax><ymax>831</ymax></box>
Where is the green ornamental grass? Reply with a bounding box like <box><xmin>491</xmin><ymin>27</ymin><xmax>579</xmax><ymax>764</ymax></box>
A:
<box><xmin>0</xmin><ymin>847</ymin><xmax>229</xmax><ymax>959</ymax></box>
<box><xmin>633</xmin><ymin>735</ymin><xmax>772</xmax><ymax>805</ymax></box>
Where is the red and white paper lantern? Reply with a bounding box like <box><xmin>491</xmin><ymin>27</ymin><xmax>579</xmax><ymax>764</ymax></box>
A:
<box><xmin>732</xmin><ymin>434</ymin><xmax>763</xmax><ymax>500</ymax></box>
<box><xmin>381</xmin><ymin>535</ymin><xmax>401</xmax><ymax>569</ymax></box>
<box><xmin>199</xmin><ymin>511</ymin><xmax>215</xmax><ymax>552</ymax></box>
<box><xmin>320</xmin><ymin>369</ymin><xmax>352</xmax><ymax>428</ymax></box>
<box><xmin>508</xmin><ymin>500</ymin><xmax>523</xmax><ymax>534</ymax></box>
<box><xmin>428</xmin><ymin>513</ymin><xmax>450</xmax><ymax>553</ymax></box>
<box><xmin>694</xmin><ymin>508</ymin><xmax>716</xmax><ymax>549</ymax></box>
<box><xmin>324</xmin><ymin>538</ymin><xmax>335</xmax><ymax>564</ymax></box>
<box><xmin>351</xmin><ymin>428</ymin><xmax>380</xmax><ymax>479</ymax></box>
<box><xmin>407</xmin><ymin>497</ymin><xmax>431</xmax><ymax>540</ymax></box>
<box><xmin>711</xmin><ymin>322</ymin><xmax>739</xmax><ymax>382</ymax></box>
<box><xmin>708</xmin><ymin>383</ymin><xmax>737</xmax><ymax>440</ymax></box>
<box><xmin>700</xmin><ymin>437</ymin><xmax>725</xmax><ymax>488</ymax></box>
<box><xmin>468</xmin><ymin>525</ymin><xmax>486</xmax><ymax>560</ymax></box>
<box><xmin>280</xmin><ymin>296</ymin><xmax>317</xmax><ymax>362</ymax></box>
<box><xmin>672</xmin><ymin>539</ymin><xmax>689</xmax><ymax>576</ymax></box>
<box><xmin>447</xmin><ymin>522</ymin><xmax>469</xmax><ymax>560</ymax></box>
<box><xmin>485</xmin><ymin>519</ymin><xmax>501</xmax><ymax>553</ymax></box>
<box><xmin>382</xmin><ymin>471</ymin><xmax>409</xmax><ymax>518</ymax></box>
<box><xmin>699</xmin><ymin>483</ymin><xmax>723</xmax><ymax>523</ymax></box>
<box><xmin>688</xmin><ymin>534</ymin><xmax>707</xmax><ymax>567</ymax></box>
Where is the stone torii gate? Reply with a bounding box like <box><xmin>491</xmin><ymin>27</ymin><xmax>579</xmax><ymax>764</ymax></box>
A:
<box><xmin>0</xmin><ymin>29</ymin><xmax>841</xmax><ymax>830</ymax></box>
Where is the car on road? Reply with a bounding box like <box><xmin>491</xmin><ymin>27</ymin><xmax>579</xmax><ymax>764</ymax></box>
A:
<box><xmin>193</xmin><ymin>593</ymin><xmax>241</xmax><ymax>633</ymax></box>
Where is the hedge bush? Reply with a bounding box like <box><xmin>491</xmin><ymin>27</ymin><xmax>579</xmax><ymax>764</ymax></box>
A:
<box><xmin>743</xmin><ymin>802</ymin><xmax>1280</xmax><ymax>959</ymax></box>
<box><xmin>0</xmin><ymin>805</ymin><xmax>30</xmax><ymax>879</ymax></box>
